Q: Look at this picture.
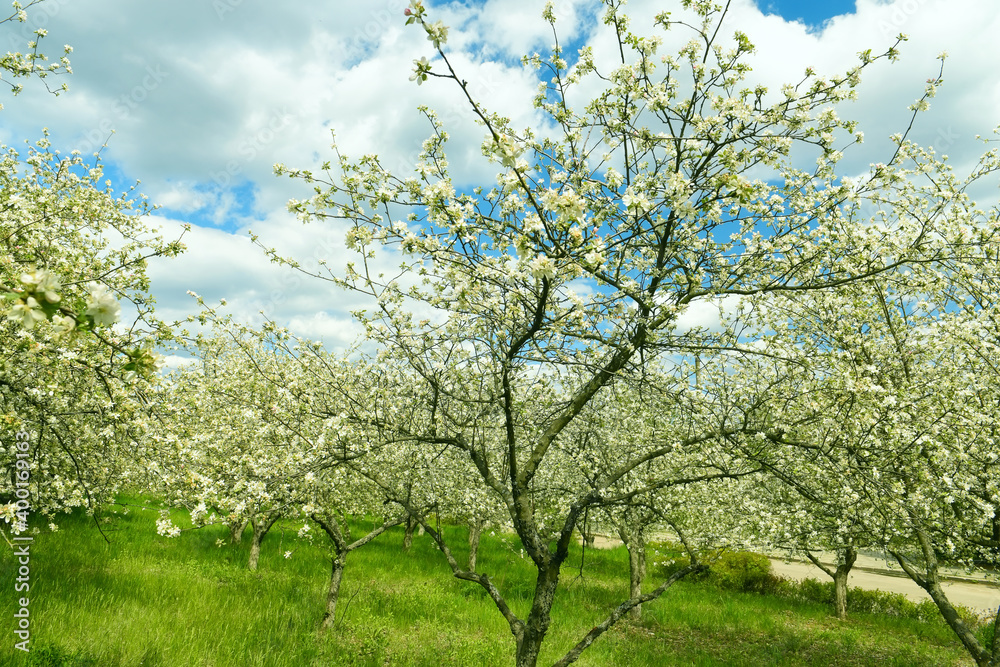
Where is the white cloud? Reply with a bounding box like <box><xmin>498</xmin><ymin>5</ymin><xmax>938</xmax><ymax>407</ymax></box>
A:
<box><xmin>675</xmin><ymin>295</ymin><xmax>743</xmax><ymax>334</ymax></box>
<box><xmin>286</xmin><ymin>312</ymin><xmax>365</xmax><ymax>351</ymax></box>
<box><xmin>160</xmin><ymin>354</ymin><xmax>198</xmax><ymax>371</ymax></box>
<box><xmin>3</xmin><ymin>0</ymin><xmax>997</xmax><ymax>350</ymax></box>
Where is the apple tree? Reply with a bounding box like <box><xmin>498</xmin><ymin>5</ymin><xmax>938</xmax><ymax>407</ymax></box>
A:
<box><xmin>265</xmin><ymin>1</ymin><xmax>981</xmax><ymax>664</ymax></box>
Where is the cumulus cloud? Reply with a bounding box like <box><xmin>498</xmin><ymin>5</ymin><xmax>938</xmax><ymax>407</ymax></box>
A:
<box><xmin>675</xmin><ymin>295</ymin><xmax>744</xmax><ymax>334</ymax></box>
<box><xmin>2</xmin><ymin>0</ymin><xmax>996</xmax><ymax>349</ymax></box>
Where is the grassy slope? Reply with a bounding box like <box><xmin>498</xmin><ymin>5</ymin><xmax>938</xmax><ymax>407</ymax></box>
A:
<box><xmin>0</xmin><ymin>497</ymin><xmax>974</xmax><ymax>666</ymax></box>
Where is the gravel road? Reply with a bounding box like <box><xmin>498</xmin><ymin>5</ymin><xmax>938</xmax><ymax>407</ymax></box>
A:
<box><xmin>769</xmin><ymin>557</ymin><xmax>1000</xmax><ymax>615</ymax></box>
<box><xmin>581</xmin><ymin>534</ymin><xmax>1000</xmax><ymax>615</ymax></box>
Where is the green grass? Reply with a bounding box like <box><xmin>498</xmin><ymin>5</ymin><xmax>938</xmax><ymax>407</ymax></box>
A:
<box><xmin>0</xmin><ymin>497</ymin><xmax>978</xmax><ymax>666</ymax></box>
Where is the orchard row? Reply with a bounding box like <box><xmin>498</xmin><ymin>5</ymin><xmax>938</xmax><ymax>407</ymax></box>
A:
<box><xmin>2</xmin><ymin>2</ymin><xmax>999</xmax><ymax>666</ymax></box>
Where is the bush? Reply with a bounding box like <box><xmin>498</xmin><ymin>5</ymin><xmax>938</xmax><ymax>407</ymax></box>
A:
<box><xmin>851</xmin><ymin>587</ymin><xmax>922</xmax><ymax>618</ymax></box>
<box><xmin>653</xmin><ymin>545</ymin><xmax>986</xmax><ymax>630</ymax></box>
<box><xmin>650</xmin><ymin>545</ymin><xmax>783</xmax><ymax>594</ymax></box>
<box><xmin>978</xmin><ymin>613</ymin><xmax>996</xmax><ymax>653</ymax></box>
<box><xmin>791</xmin><ymin>576</ymin><xmax>927</xmax><ymax>619</ymax></box>
<box><xmin>648</xmin><ymin>540</ymin><xmax>692</xmax><ymax>577</ymax></box>
<box><xmin>796</xmin><ymin>577</ymin><xmax>835</xmax><ymax>605</ymax></box>
<box><xmin>702</xmin><ymin>550</ymin><xmax>784</xmax><ymax>594</ymax></box>
<box><xmin>784</xmin><ymin>575</ymin><xmax>986</xmax><ymax>627</ymax></box>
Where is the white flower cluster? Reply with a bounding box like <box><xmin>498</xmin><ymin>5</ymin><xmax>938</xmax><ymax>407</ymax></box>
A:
<box><xmin>622</xmin><ymin>187</ymin><xmax>651</xmax><ymax>214</ymax></box>
<box><xmin>84</xmin><ymin>283</ymin><xmax>121</xmax><ymax>327</ymax></box>
<box><xmin>528</xmin><ymin>254</ymin><xmax>556</xmax><ymax>282</ymax></box>
<box><xmin>156</xmin><ymin>517</ymin><xmax>181</xmax><ymax>538</ymax></box>
<box><xmin>540</xmin><ymin>188</ymin><xmax>586</xmax><ymax>224</ymax></box>
<box><xmin>495</xmin><ymin>135</ymin><xmax>523</xmax><ymax>168</ymax></box>
<box><xmin>5</xmin><ymin>268</ymin><xmax>60</xmax><ymax>330</ymax></box>
<box><xmin>190</xmin><ymin>501</ymin><xmax>208</xmax><ymax>524</ymax></box>
<box><xmin>0</xmin><ymin>503</ymin><xmax>26</xmax><ymax>533</ymax></box>
<box><xmin>4</xmin><ymin>270</ymin><xmax>121</xmax><ymax>332</ymax></box>
<box><xmin>297</xmin><ymin>523</ymin><xmax>312</xmax><ymax>540</ymax></box>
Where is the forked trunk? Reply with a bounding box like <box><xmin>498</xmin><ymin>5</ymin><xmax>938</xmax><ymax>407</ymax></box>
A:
<box><xmin>319</xmin><ymin>556</ymin><xmax>345</xmax><ymax>631</ymax></box>
<box><xmin>832</xmin><ymin>546</ymin><xmax>857</xmax><ymax>620</ymax></box>
<box><xmin>247</xmin><ymin>514</ymin><xmax>280</xmax><ymax>571</ymax></box>
<box><xmin>403</xmin><ymin>514</ymin><xmax>417</xmax><ymax>550</ymax></box>
<box><xmin>804</xmin><ymin>547</ymin><xmax>855</xmax><ymax>620</ymax></box>
<box><xmin>311</xmin><ymin>512</ymin><xmax>404</xmax><ymax>631</ymax></box>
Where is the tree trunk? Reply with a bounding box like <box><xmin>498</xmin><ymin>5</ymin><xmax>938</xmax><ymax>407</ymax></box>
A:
<box><xmin>832</xmin><ymin>545</ymin><xmax>857</xmax><ymax>620</ymax></box>
<box><xmin>319</xmin><ymin>556</ymin><xmax>345</xmax><ymax>631</ymax></box>
<box><xmin>248</xmin><ymin>522</ymin><xmax>265</xmax><ymax>571</ymax></box>
<box><xmin>468</xmin><ymin>518</ymin><xmax>485</xmax><ymax>571</ymax></box>
<box><xmin>804</xmin><ymin>547</ymin><xmax>855</xmax><ymax>620</ymax></box>
<box><xmin>627</xmin><ymin>535</ymin><xmax>646</xmax><ymax>620</ymax></box>
<box><xmin>617</xmin><ymin>525</ymin><xmax>646</xmax><ymax>620</ymax></box>
<box><xmin>247</xmin><ymin>514</ymin><xmax>280</xmax><ymax>571</ymax></box>
<box><xmin>310</xmin><ymin>512</ymin><xmax>404</xmax><ymax>631</ymax></box>
<box><xmin>551</xmin><ymin>561</ymin><xmax>707</xmax><ymax>667</ymax></box>
<box><xmin>229</xmin><ymin>517</ymin><xmax>248</xmax><ymax>544</ymax></box>
<box><xmin>403</xmin><ymin>514</ymin><xmax>417</xmax><ymax>550</ymax></box>
<box><xmin>515</xmin><ymin>564</ymin><xmax>561</xmax><ymax>667</ymax></box>
<box><xmin>891</xmin><ymin>533</ymin><xmax>999</xmax><ymax>667</ymax></box>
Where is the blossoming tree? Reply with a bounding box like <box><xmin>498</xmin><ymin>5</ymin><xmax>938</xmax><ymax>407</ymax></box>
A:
<box><xmin>0</xmin><ymin>1</ymin><xmax>183</xmax><ymax>540</ymax></box>
<box><xmin>263</xmin><ymin>1</ymin><xmax>984</xmax><ymax>664</ymax></box>
<box><xmin>732</xmin><ymin>199</ymin><xmax>1000</xmax><ymax>662</ymax></box>
<box><xmin>150</xmin><ymin>329</ymin><xmax>325</xmax><ymax>570</ymax></box>
<box><xmin>0</xmin><ymin>144</ymin><xmax>182</xmax><ymax>538</ymax></box>
<box><xmin>155</xmin><ymin>315</ymin><xmax>430</xmax><ymax>628</ymax></box>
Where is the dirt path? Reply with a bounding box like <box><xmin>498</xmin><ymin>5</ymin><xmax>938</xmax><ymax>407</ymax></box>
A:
<box><xmin>581</xmin><ymin>535</ymin><xmax>1000</xmax><ymax>615</ymax></box>
<box><xmin>769</xmin><ymin>558</ymin><xmax>1000</xmax><ymax>615</ymax></box>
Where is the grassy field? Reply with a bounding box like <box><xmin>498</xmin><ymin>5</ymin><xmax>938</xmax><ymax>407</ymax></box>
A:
<box><xmin>0</xmin><ymin>496</ymin><xmax>983</xmax><ymax>666</ymax></box>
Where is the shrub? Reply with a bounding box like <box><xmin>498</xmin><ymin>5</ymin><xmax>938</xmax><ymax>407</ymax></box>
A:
<box><xmin>650</xmin><ymin>545</ymin><xmax>783</xmax><ymax>594</ymax></box>
<box><xmin>648</xmin><ymin>540</ymin><xmax>691</xmax><ymax>577</ymax></box>
<box><xmin>783</xmin><ymin>575</ymin><xmax>985</xmax><ymax>627</ymax></box>
<box><xmin>703</xmin><ymin>550</ymin><xmax>782</xmax><ymax>593</ymax></box>
<box><xmin>796</xmin><ymin>577</ymin><xmax>835</xmax><ymax>605</ymax></box>
<box><xmin>652</xmin><ymin>545</ymin><xmax>986</xmax><ymax>631</ymax></box>
<box><xmin>849</xmin><ymin>587</ymin><xmax>919</xmax><ymax>617</ymax></box>
<box><xmin>978</xmin><ymin>612</ymin><xmax>996</xmax><ymax>653</ymax></box>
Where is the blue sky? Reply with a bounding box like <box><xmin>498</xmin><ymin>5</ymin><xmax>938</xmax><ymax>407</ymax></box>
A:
<box><xmin>0</xmin><ymin>0</ymin><xmax>996</xmax><ymax>357</ymax></box>
<box><xmin>762</xmin><ymin>0</ymin><xmax>856</xmax><ymax>26</ymax></box>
